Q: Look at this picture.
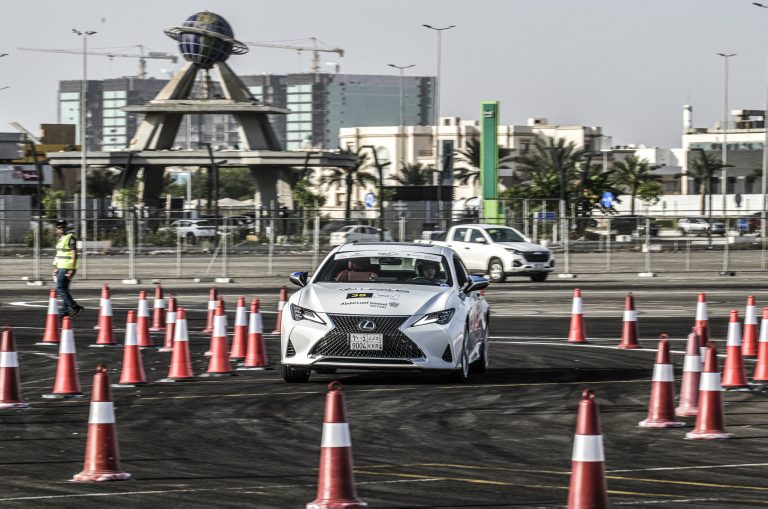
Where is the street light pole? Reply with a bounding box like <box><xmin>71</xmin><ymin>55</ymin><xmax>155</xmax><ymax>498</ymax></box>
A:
<box><xmin>753</xmin><ymin>2</ymin><xmax>768</xmax><ymax>240</ymax></box>
<box><xmin>73</xmin><ymin>28</ymin><xmax>96</xmax><ymax>278</ymax></box>
<box><xmin>387</xmin><ymin>63</ymin><xmax>415</xmax><ymax>173</ymax></box>
<box><xmin>423</xmin><ymin>24</ymin><xmax>455</xmax><ymax>230</ymax></box>
<box><xmin>717</xmin><ymin>52</ymin><xmax>736</xmax><ymax>217</ymax></box>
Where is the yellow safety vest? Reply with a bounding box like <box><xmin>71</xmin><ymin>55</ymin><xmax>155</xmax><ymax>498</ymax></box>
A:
<box><xmin>55</xmin><ymin>233</ymin><xmax>79</xmax><ymax>270</ymax></box>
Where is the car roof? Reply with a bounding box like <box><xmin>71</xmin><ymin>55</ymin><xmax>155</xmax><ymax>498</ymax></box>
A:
<box><xmin>335</xmin><ymin>242</ymin><xmax>449</xmax><ymax>256</ymax></box>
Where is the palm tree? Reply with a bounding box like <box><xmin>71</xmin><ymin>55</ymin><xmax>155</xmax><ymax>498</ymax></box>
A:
<box><xmin>509</xmin><ymin>136</ymin><xmax>586</xmax><ymax>199</ymax></box>
<box><xmin>610</xmin><ymin>155</ymin><xmax>662</xmax><ymax>215</ymax></box>
<box><xmin>687</xmin><ymin>150</ymin><xmax>730</xmax><ymax>215</ymax></box>
<box><xmin>320</xmin><ymin>148</ymin><xmax>378</xmax><ymax>220</ymax></box>
<box><xmin>453</xmin><ymin>138</ymin><xmax>514</xmax><ymax>191</ymax></box>
<box><xmin>389</xmin><ymin>162</ymin><xmax>434</xmax><ymax>186</ymax></box>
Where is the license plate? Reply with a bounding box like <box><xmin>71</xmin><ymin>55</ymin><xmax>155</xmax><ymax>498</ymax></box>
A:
<box><xmin>349</xmin><ymin>333</ymin><xmax>383</xmax><ymax>350</ymax></box>
<box><xmin>533</xmin><ymin>263</ymin><xmax>544</xmax><ymax>269</ymax></box>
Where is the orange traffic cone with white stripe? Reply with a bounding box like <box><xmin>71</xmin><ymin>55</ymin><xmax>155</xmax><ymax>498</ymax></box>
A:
<box><xmin>639</xmin><ymin>336</ymin><xmax>685</xmax><ymax>428</ymax></box>
<box><xmin>568</xmin><ymin>288</ymin><xmax>587</xmax><ymax>344</ymax></box>
<box><xmin>240</xmin><ymin>298</ymin><xmax>270</xmax><ymax>370</ymax></box>
<box><xmin>722</xmin><ymin>309</ymin><xmax>749</xmax><ymax>390</ymax></box>
<box><xmin>694</xmin><ymin>292</ymin><xmax>711</xmax><ymax>348</ymax></box>
<box><xmin>686</xmin><ymin>346</ymin><xmax>733</xmax><ymax>440</ymax></box>
<box><xmin>229</xmin><ymin>296</ymin><xmax>248</xmax><ymax>360</ymax></box>
<box><xmin>158</xmin><ymin>308</ymin><xmax>195</xmax><ymax>382</ymax></box>
<box><xmin>205</xmin><ymin>296</ymin><xmax>225</xmax><ymax>356</ymax></box>
<box><xmin>676</xmin><ymin>329</ymin><xmax>701</xmax><ymax>417</ymax></box>
<box><xmin>617</xmin><ymin>292</ymin><xmax>640</xmax><ymax>349</ymax></box>
<box><xmin>149</xmin><ymin>284</ymin><xmax>166</xmax><ymax>332</ymax></box>
<box><xmin>272</xmin><ymin>287</ymin><xmax>288</xmax><ymax>334</ymax></box>
<box><xmin>113</xmin><ymin>311</ymin><xmax>147</xmax><ymax>387</ymax></box>
<box><xmin>567</xmin><ymin>388</ymin><xmax>607</xmax><ymax>509</ymax></box>
<box><xmin>743</xmin><ymin>295</ymin><xmax>759</xmax><ymax>357</ymax></box>
<box><xmin>307</xmin><ymin>381</ymin><xmax>367</xmax><ymax>509</ymax></box>
<box><xmin>200</xmin><ymin>300</ymin><xmax>235</xmax><ymax>377</ymax></box>
<box><xmin>136</xmin><ymin>290</ymin><xmax>155</xmax><ymax>349</ymax></box>
<box><xmin>91</xmin><ymin>284</ymin><xmax>118</xmax><ymax>347</ymax></box>
<box><xmin>158</xmin><ymin>296</ymin><xmax>177</xmax><ymax>352</ymax></box>
<box><xmin>43</xmin><ymin>317</ymin><xmax>85</xmax><ymax>399</ymax></box>
<box><xmin>72</xmin><ymin>365</ymin><xmax>132</xmax><ymax>482</ymax></box>
<box><xmin>0</xmin><ymin>327</ymin><xmax>29</xmax><ymax>409</ymax></box>
<box><xmin>753</xmin><ymin>307</ymin><xmax>768</xmax><ymax>381</ymax></box>
<box><xmin>202</xmin><ymin>287</ymin><xmax>218</xmax><ymax>333</ymax></box>
<box><xmin>37</xmin><ymin>288</ymin><xmax>60</xmax><ymax>346</ymax></box>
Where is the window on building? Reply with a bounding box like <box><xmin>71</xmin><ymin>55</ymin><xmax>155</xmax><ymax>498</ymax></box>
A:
<box><xmin>60</xmin><ymin>92</ymin><xmax>80</xmax><ymax>101</ymax></box>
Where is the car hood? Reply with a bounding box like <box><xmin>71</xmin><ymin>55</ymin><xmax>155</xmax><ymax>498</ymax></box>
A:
<box><xmin>496</xmin><ymin>242</ymin><xmax>550</xmax><ymax>253</ymax></box>
<box><xmin>299</xmin><ymin>282</ymin><xmax>452</xmax><ymax>316</ymax></box>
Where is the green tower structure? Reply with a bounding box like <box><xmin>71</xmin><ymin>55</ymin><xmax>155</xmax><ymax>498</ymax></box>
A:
<box><xmin>480</xmin><ymin>101</ymin><xmax>504</xmax><ymax>223</ymax></box>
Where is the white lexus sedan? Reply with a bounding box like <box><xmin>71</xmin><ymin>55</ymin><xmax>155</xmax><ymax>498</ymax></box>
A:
<box><xmin>281</xmin><ymin>243</ymin><xmax>490</xmax><ymax>383</ymax></box>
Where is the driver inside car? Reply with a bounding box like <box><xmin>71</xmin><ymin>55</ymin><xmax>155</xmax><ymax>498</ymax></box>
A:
<box><xmin>415</xmin><ymin>260</ymin><xmax>439</xmax><ymax>280</ymax></box>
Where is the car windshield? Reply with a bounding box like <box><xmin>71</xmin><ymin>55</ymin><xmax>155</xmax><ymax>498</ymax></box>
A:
<box><xmin>315</xmin><ymin>251</ymin><xmax>452</xmax><ymax>286</ymax></box>
<box><xmin>484</xmin><ymin>227</ymin><xmax>526</xmax><ymax>242</ymax></box>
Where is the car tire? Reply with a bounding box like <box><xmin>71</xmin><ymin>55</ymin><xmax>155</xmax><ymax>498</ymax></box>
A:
<box><xmin>282</xmin><ymin>364</ymin><xmax>311</xmax><ymax>383</ymax></box>
<box><xmin>447</xmin><ymin>329</ymin><xmax>471</xmax><ymax>383</ymax></box>
<box><xmin>488</xmin><ymin>258</ymin><xmax>506</xmax><ymax>283</ymax></box>
<box><xmin>186</xmin><ymin>233</ymin><xmax>196</xmax><ymax>244</ymax></box>
<box><xmin>530</xmin><ymin>272</ymin><xmax>548</xmax><ymax>283</ymax></box>
<box><xmin>469</xmin><ymin>337</ymin><xmax>489</xmax><ymax>375</ymax></box>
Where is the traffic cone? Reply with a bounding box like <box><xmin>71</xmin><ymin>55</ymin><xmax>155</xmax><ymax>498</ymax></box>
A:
<box><xmin>113</xmin><ymin>311</ymin><xmax>147</xmax><ymax>388</ymax></box>
<box><xmin>229</xmin><ymin>296</ymin><xmax>248</xmax><ymax>360</ymax></box>
<box><xmin>753</xmin><ymin>307</ymin><xmax>768</xmax><ymax>381</ymax></box>
<box><xmin>91</xmin><ymin>284</ymin><xmax>118</xmax><ymax>347</ymax></box>
<box><xmin>639</xmin><ymin>336</ymin><xmax>685</xmax><ymax>428</ymax></box>
<box><xmin>158</xmin><ymin>296</ymin><xmax>177</xmax><ymax>353</ymax></box>
<box><xmin>567</xmin><ymin>388</ymin><xmax>607</xmax><ymax>509</ymax></box>
<box><xmin>272</xmin><ymin>287</ymin><xmax>288</xmax><ymax>334</ymax></box>
<box><xmin>72</xmin><ymin>365</ymin><xmax>132</xmax><ymax>482</ymax></box>
<box><xmin>694</xmin><ymin>292</ymin><xmax>711</xmax><ymax>348</ymax></box>
<box><xmin>686</xmin><ymin>346</ymin><xmax>733</xmax><ymax>440</ymax></box>
<box><xmin>617</xmin><ymin>292</ymin><xmax>641</xmax><ymax>349</ymax></box>
<box><xmin>0</xmin><ymin>327</ymin><xmax>29</xmax><ymax>409</ymax></box>
<box><xmin>567</xmin><ymin>288</ymin><xmax>587</xmax><ymax>344</ymax></box>
<box><xmin>136</xmin><ymin>290</ymin><xmax>155</xmax><ymax>349</ymax></box>
<box><xmin>43</xmin><ymin>317</ymin><xmax>85</xmax><ymax>399</ymax></box>
<box><xmin>240</xmin><ymin>298</ymin><xmax>270</xmax><ymax>370</ymax></box>
<box><xmin>675</xmin><ymin>329</ymin><xmax>701</xmax><ymax>417</ymax></box>
<box><xmin>149</xmin><ymin>284</ymin><xmax>166</xmax><ymax>332</ymax></box>
<box><xmin>200</xmin><ymin>300</ymin><xmax>235</xmax><ymax>377</ymax></box>
<box><xmin>307</xmin><ymin>381</ymin><xmax>367</xmax><ymax>509</ymax></box>
<box><xmin>158</xmin><ymin>308</ymin><xmax>195</xmax><ymax>382</ymax></box>
<box><xmin>722</xmin><ymin>309</ymin><xmax>749</xmax><ymax>390</ymax></box>
<box><xmin>202</xmin><ymin>286</ymin><xmax>217</xmax><ymax>333</ymax></box>
<box><xmin>743</xmin><ymin>295</ymin><xmax>759</xmax><ymax>357</ymax></box>
<box><xmin>205</xmin><ymin>296</ymin><xmax>225</xmax><ymax>356</ymax></box>
<box><xmin>37</xmin><ymin>288</ymin><xmax>60</xmax><ymax>346</ymax></box>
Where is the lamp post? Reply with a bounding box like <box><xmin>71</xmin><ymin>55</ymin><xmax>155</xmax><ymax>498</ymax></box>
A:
<box><xmin>361</xmin><ymin>145</ymin><xmax>390</xmax><ymax>241</ymax></box>
<box><xmin>387</xmin><ymin>63</ymin><xmax>415</xmax><ymax>168</ymax></box>
<box><xmin>717</xmin><ymin>52</ymin><xmax>736</xmax><ymax>217</ymax></box>
<box><xmin>72</xmin><ymin>28</ymin><xmax>96</xmax><ymax>278</ymax></box>
<box><xmin>423</xmin><ymin>24</ymin><xmax>455</xmax><ymax>230</ymax></box>
<box><xmin>753</xmin><ymin>2</ymin><xmax>768</xmax><ymax>240</ymax></box>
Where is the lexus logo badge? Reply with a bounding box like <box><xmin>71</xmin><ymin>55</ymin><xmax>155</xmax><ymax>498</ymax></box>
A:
<box><xmin>358</xmin><ymin>320</ymin><xmax>377</xmax><ymax>331</ymax></box>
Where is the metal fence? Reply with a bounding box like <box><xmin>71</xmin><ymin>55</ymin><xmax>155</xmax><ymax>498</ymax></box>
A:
<box><xmin>2</xmin><ymin>206</ymin><xmax>768</xmax><ymax>282</ymax></box>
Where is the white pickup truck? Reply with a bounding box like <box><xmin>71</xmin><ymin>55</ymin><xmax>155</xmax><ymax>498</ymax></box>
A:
<box><xmin>414</xmin><ymin>223</ymin><xmax>554</xmax><ymax>282</ymax></box>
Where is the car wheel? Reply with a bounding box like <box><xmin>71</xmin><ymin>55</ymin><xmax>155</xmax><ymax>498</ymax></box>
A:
<box><xmin>488</xmin><ymin>258</ymin><xmax>506</xmax><ymax>283</ymax></box>
<box><xmin>447</xmin><ymin>329</ymin><xmax>471</xmax><ymax>383</ymax></box>
<box><xmin>186</xmin><ymin>233</ymin><xmax>196</xmax><ymax>244</ymax></box>
<box><xmin>530</xmin><ymin>272</ymin><xmax>548</xmax><ymax>283</ymax></box>
<box><xmin>282</xmin><ymin>364</ymin><xmax>311</xmax><ymax>383</ymax></box>
<box><xmin>678</xmin><ymin>228</ymin><xmax>686</xmax><ymax>236</ymax></box>
<box><xmin>470</xmin><ymin>335</ymin><xmax>489</xmax><ymax>374</ymax></box>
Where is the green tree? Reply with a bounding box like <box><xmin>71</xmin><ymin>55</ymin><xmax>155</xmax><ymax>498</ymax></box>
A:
<box><xmin>687</xmin><ymin>151</ymin><xmax>730</xmax><ymax>215</ymax></box>
<box><xmin>509</xmin><ymin>136</ymin><xmax>586</xmax><ymax>199</ymax></box>
<box><xmin>389</xmin><ymin>162</ymin><xmax>434</xmax><ymax>186</ymax></box>
<box><xmin>610</xmin><ymin>155</ymin><xmax>662</xmax><ymax>215</ymax></box>
<box><xmin>636</xmin><ymin>180</ymin><xmax>663</xmax><ymax>208</ymax></box>
<box><xmin>41</xmin><ymin>189</ymin><xmax>67</xmax><ymax>220</ymax></box>
<box><xmin>87</xmin><ymin>168</ymin><xmax>120</xmax><ymax>199</ymax></box>
<box><xmin>219</xmin><ymin>167</ymin><xmax>255</xmax><ymax>201</ymax></box>
<box><xmin>320</xmin><ymin>148</ymin><xmax>378</xmax><ymax>220</ymax></box>
<box><xmin>453</xmin><ymin>138</ymin><xmax>515</xmax><ymax>193</ymax></box>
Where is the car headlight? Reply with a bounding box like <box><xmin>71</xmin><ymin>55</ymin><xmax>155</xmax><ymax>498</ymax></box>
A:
<box><xmin>412</xmin><ymin>308</ymin><xmax>455</xmax><ymax>327</ymax></box>
<box><xmin>505</xmin><ymin>248</ymin><xmax>522</xmax><ymax>255</ymax></box>
<box><xmin>290</xmin><ymin>304</ymin><xmax>325</xmax><ymax>324</ymax></box>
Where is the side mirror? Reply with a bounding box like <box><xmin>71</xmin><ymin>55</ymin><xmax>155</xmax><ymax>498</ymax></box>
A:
<box><xmin>289</xmin><ymin>271</ymin><xmax>308</xmax><ymax>288</ymax></box>
<box><xmin>475</xmin><ymin>237</ymin><xmax>487</xmax><ymax>244</ymax></box>
<box><xmin>463</xmin><ymin>275</ymin><xmax>489</xmax><ymax>294</ymax></box>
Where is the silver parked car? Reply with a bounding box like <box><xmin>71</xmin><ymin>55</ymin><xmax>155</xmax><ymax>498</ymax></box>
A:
<box><xmin>676</xmin><ymin>217</ymin><xmax>725</xmax><ymax>236</ymax></box>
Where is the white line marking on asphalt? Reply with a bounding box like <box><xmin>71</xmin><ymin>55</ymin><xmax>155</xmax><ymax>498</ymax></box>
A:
<box><xmin>608</xmin><ymin>462</ymin><xmax>768</xmax><ymax>474</ymax></box>
<box><xmin>8</xmin><ymin>300</ymin><xmax>277</xmax><ymax>314</ymax></box>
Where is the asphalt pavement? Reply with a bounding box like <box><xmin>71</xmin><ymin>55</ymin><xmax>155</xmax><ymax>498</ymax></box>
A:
<box><xmin>0</xmin><ymin>275</ymin><xmax>768</xmax><ymax>507</ymax></box>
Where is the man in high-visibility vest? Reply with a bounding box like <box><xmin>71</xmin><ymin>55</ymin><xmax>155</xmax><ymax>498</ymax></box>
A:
<box><xmin>52</xmin><ymin>220</ymin><xmax>84</xmax><ymax>319</ymax></box>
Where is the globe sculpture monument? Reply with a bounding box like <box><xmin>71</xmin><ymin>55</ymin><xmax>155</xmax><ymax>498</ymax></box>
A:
<box><xmin>164</xmin><ymin>11</ymin><xmax>248</xmax><ymax>69</ymax></box>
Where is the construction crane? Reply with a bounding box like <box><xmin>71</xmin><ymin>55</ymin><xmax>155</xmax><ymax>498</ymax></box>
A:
<box><xmin>242</xmin><ymin>37</ymin><xmax>344</xmax><ymax>74</ymax></box>
<box><xmin>17</xmin><ymin>45</ymin><xmax>178</xmax><ymax>79</ymax></box>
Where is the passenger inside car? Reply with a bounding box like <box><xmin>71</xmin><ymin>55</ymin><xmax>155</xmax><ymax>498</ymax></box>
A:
<box><xmin>335</xmin><ymin>258</ymin><xmax>379</xmax><ymax>282</ymax></box>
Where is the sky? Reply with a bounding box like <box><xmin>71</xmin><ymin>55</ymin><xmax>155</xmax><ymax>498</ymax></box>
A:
<box><xmin>1</xmin><ymin>0</ymin><xmax>767</xmax><ymax>149</ymax></box>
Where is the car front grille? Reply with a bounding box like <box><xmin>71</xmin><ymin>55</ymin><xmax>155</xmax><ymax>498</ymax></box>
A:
<box><xmin>309</xmin><ymin>314</ymin><xmax>425</xmax><ymax>359</ymax></box>
<box><xmin>523</xmin><ymin>252</ymin><xmax>550</xmax><ymax>263</ymax></box>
